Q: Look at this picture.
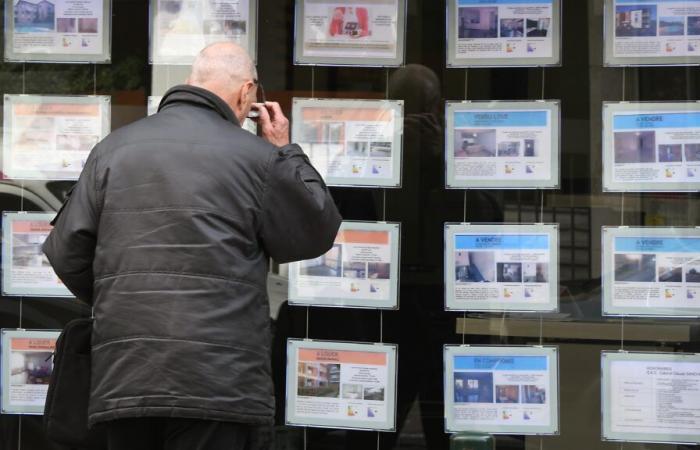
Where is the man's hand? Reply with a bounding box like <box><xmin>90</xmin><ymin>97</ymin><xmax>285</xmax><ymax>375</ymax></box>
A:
<box><xmin>252</xmin><ymin>102</ymin><xmax>290</xmax><ymax>147</ymax></box>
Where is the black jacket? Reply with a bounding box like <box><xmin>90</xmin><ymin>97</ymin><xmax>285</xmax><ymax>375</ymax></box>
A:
<box><xmin>43</xmin><ymin>85</ymin><xmax>342</xmax><ymax>426</ymax></box>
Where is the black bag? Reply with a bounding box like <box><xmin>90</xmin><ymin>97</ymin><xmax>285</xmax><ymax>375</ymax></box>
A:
<box><xmin>43</xmin><ymin>317</ymin><xmax>107</xmax><ymax>449</ymax></box>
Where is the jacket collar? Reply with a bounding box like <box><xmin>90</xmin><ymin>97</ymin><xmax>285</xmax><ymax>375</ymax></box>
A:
<box><xmin>159</xmin><ymin>84</ymin><xmax>240</xmax><ymax>127</ymax></box>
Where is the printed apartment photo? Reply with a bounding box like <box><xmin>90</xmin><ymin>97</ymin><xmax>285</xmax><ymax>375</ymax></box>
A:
<box><xmin>302</xmin><ymin>121</ymin><xmax>345</xmax><ymax>144</ymax></box>
<box><xmin>615</xmin><ymin>5</ymin><xmax>657</xmax><ymax>37</ymax></box>
<box><xmin>658</xmin><ymin>265</ymin><xmax>682</xmax><ymax>283</ymax></box>
<box><xmin>657</xmin><ymin>144</ymin><xmax>683</xmax><ymax>163</ymax></box>
<box><xmin>526</xmin><ymin>18</ymin><xmax>550</xmax><ymax>38</ymax></box>
<box><xmin>454</xmin><ymin>129</ymin><xmax>496</xmax><ymax>157</ymax></box>
<box><xmin>12</xmin><ymin>232</ymin><xmax>51</xmax><ymax>268</ymax></box>
<box><xmin>327</xmin><ymin>6</ymin><xmax>371</xmax><ymax>39</ymax></box>
<box><xmin>458</xmin><ymin>7</ymin><xmax>498</xmax><ymax>39</ymax></box>
<box><xmin>495</xmin><ymin>385</ymin><xmax>520</xmax><ymax>404</ymax></box>
<box><xmin>659</xmin><ymin>16</ymin><xmax>684</xmax><ymax>37</ymax></box>
<box><xmin>614</xmin><ymin>253</ymin><xmax>656</xmax><ymax>282</ymax></box>
<box><xmin>300</xmin><ymin>244</ymin><xmax>342</xmax><ymax>277</ymax></box>
<box><xmin>10</xmin><ymin>348</ymin><xmax>53</xmax><ymax>386</ymax></box>
<box><xmin>454</xmin><ymin>372</ymin><xmax>494</xmax><ymax>403</ymax></box>
<box><xmin>613</xmin><ymin>131</ymin><xmax>656</xmax><ymax>164</ymax></box>
<box><xmin>497</xmin><ymin>262</ymin><xmax>523</xmax><ymax>283</ymax></box>
<box><xmin>521</xmin><ymin>385</ymin><xmax>546</xmax><ymax>404</ymax></box>
<box><xmin>500</xmin><ymin>19</ymin><xmax>524</xmax><ymax>38</ymax></box>
<box><xmin>455</xmin><ymin>251</ymin><xmax>496</xmax><ymax>283</ymax></box>
<box><xmin>14</xmin><ymin>0</ymin><xmax>56</xmax><ymax>33</ymax></box>
<box><xmin>685</xmin><ymin>143</ymin><xmax>700</xmax><ymax>161</ymax></box>
<box><xmin>297</xmin><ymin>362</ymin><xmax>341</xmax><ymax>398</ymax></box>
<box><xmin>523</xmin><ymin>263</ymin><xmax>548</xmax><ymax>283</ymax></box>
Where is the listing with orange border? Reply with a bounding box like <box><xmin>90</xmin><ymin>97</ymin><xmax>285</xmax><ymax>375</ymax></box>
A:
<box><xmin>3</xmin><ymin>95</ymin><xmax>110</xmax><ymax>180</ymax></box>
<box><xmin>288</xmin><ymin>221</ymin><xmax>400</xmax><ymax>309</ymax></box>
<box><xmin>286</xmin><ymin>339</ymin><xmax>398</xmax><ymax>431</ymax></box>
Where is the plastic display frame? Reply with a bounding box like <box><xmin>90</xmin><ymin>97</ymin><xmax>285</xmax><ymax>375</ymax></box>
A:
<box><xmin>148</xmin><ymin>0</ymin><xmax>258</xmax><ymax>65</ymax></box>
<box><xmin>604</xmin><ymin>0</ymin><xmax>700</xmax><ymax>67</ymax></box>
<box><xmin>446</xmin><ymin>0</ymin><xmax>562</xmax><ymax>68</ymax></box>
<box><xmin>4</xmin><ymin>0</ymin><xmax>112</xmax><ymax>63</ymax></box>
<box><xmin>285</xmin><ymin>338</ymin><xmax>398</xmax><ymax>431</ymax></box>
<box><xmin>291</xmin><ymin>98</ymin><xmax>404</xmax><ymax>188</ymax></box>
<box><xmin>444</xmin><ymin>345</ymin><xmax>560</xmax><ymax>435</ymax></box>
<box><xmin>2</xmin><ymin>94</ymin><xmax>111</xmax><ymax>181</ymax></box>
<box><xmin>293</xmin><ymin>0</ymin><xmax>407</xmax><ymax>67</ymax></box>
<box><xmin>445</xmin><ymin>223</ymin><xmax>559</xmax><ymax>312</ymax></box>
<box><xmin>445</xmin><ymin>100</ymin><xmax>561</xmax><ymax>190</ymax></box>
<box><xmin>601</xmin><ymin>351</ymin><xmax>700</xmax><ymax>445</ymax></box>
<box><xmin>602</xmin><ymin>226</ymin><xmax>700</xmax><ymax>317</ymax></box>
<box><xmin>1</xmin><ymin>329</ymin><xmax>60</xmax><ymax>415</ymax></box>
<box><xmin>602</xmin><ymin>101</ymin><xmax>700</xmax><ymax>192</ymax></box>
<box><xmin>2</xmin><ymin>211</ymin><xmax>72</xmax><ymax>298</ymax></box>
<box><xmin>288</xmin><ymin>221</ymin><xmax>401</xmax><ymax>309</ymax></box>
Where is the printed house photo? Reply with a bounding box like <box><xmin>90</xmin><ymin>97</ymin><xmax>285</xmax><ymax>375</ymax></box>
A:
<box><xmin>12</xmin><ymin>233</ymin><xmax>51</xmax><ymax>268</ymax></box>
<box><xmin>454</xmin><ymin>372</ymin><xmax>494</xmax><ymax>403</ymax></box>
<box><xmin>685</xmin><ymin>265</ymin><xmax>700</xmax><ymax>283</ymax></box>
<box><xmin>614</xmin><ymin>131</ymin><xmax>656</xmax><ymax>164</ymax></box>
<box><xmin>526</xmin><ymin>18</ymin><xmax>550</xmax><ymax>37</ymax></box>
<box><xmin>300</xmin><ymin>244</ymin><xmax>342</xmax><ymax>277</ymax></box>
<box><xmin>341</xmin><ymin>383</ymin><xmax>363</xmax><ymax>399</ymax></box>
<box><xmin>689</xmin><ymin>16</ymin><xmax>700</xmax><ymax>35</ymax></box>
<box><xmin>10</xmin><ymin>349</ymin><xmax>53</xmax><ymax>385</ymax></box>
<box><xmin>455</xmin><ymin>251</ymin><xmax>495</xmax><ymax>283</ymax></box>
<box><xmin>497</xmin><ymin>141</ymin><xmax>520</xmax><ymax>157</ymax></box>
<box><xmin>14</xmin><ymin>0</ymin><xmax>55</xmax><ymax>33</ymax></box>
<box><xmin>497</xmin><ymin>262</ymin><xmax>522</xmax><ymax>283</ymax></box>
<box><xmin>368</xmin><ymin>262</ymin><xmax>390</xmax><ymax>279</ymax></box>
<box><xmin>347</xmin><ymin>141</ymin><xmax>369</xmax><ymax>157</ymax></box>
<box><xmin>658</xmin><ymin>265</ymin><xmax>682</xmax><ymax>283</ymax></box>
<box><xmin>297</xmin><ymin>362</ymin><xmax>341</xmax><ymax>398</ymax></box>
<box><xmin>685</xmin><ymin>143</ymin><xmax>700</xmax><ymax>161</ymax></box>
<box><xmin>500</xmin><ymin>19</ymin><xmax>524</xmax><ymax>38</ymax></box>
<box><xmin>523</xmin><ymin>263</ymin><xmax>548</xmax><ymax>283</ymax></box>
<box><xmin>342</xmin><ymin>261</ymin><xmax>367</xmax><ymax>279</ymax></box>
<box><xmin>369</xmin><ymin>142</ymin><xmax>392</xmax><ymax>158</ymax></box>
<box><xmin>614</xmin><ymin>253</ymin><xmax>656</xmax><ymax>282</ymax></box>
<box><xmin>454</xmin><ymin>129</ymin><xmax>496</xmax><ymax>157</ymax></box>
<box><xmin>56</xmin><ymin>18</ymin><xmax>76</xmax><ymax>33</ymax></box>
<box><xmin>78</xmin><ymin>17</ymin><xmax>99</xmax><ymax>33</ymax></box>
<box><xmin>615</xmin><ymin>5</ymin><xmax>657</xmax><ymax>37</ymax></box>
<box><xmin>521</xmin><ymin>385</ymin><xmax>546</xmax><ymax>404</ymax></box>
<box><xmin>495</xmin><ymin>385</ymin><xmax>520</xmax><ymax>403</ymax></box>
<box><xmin>328</xmin><ymin>6</ymin><xmax>370</xmax><ymax>39</ymax></box>
<box><xmin>658</xmin><ymin>144</ymin><xmax>683</xmax><ymax>162</ymax></box>
<box><xmin>659</xmin><ymin>16</ymin><xmax>684</xmax><ymax>36</ymax></box>
<box><xmin>458</xmin><ymin>7</ymin><xmax>498</xmax><ymax>39</ymax></box>
<box><xmin>363</xmin><ymin>386</ymin><xmax>385</xmax><ymax>401</ymax></box>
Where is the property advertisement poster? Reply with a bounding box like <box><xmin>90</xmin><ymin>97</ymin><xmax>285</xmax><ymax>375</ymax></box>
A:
<box><xmin>292</xmin><ymin>98</ymin><xmax>403</xmax><ymax>187</ymax></box>
<box><xmin>294</xmin><ymin>0</ymin><xmax>406</xmax><ymax>66</ymax></box>
<box><xmin>602</xmin><ymin>351</ymin><xmax>700</xmax><ymax>445</ymax></box>
<box><xmin>602</xmin><ymin>226</ymin><xmax>700</xmax><ymax>317</ymax></box>
<box><xmin>447</xmin><ymin>0</ymin><xmax>561</xmax><ymax>67</ymax></box>
<box><xmin>605</xmin><ymin>0</ymin><xmax>700</xmax><ymax>66</ymax></box>
<box><xmin>288</xmin><ymin>221</ymin><xmax>400</xmax><ymax>309</ymax></box>
<box><xmin>286</xmin><ymin>339</ymin><xmax>397</xmax><ymax>431</ymax></box>
<box><xmin>445</xmin><ymin>223</ymin><xmax>559</xmax><ymax>312</ymax></box>
<box><xmin>149</xmin><ymin>0</ymin><xmax>257</xmax><ymax>65</ymax></box>
<box><xmin>1</xmin><ymin>329</ymin><xmax>60</xmax><ymax>414</ymax></box>
<box><xmin>2</xmin><ymin>212</ymin><xmax>72</xmax><ymax>298</ymax></box>
<box><xmin>444</xmin><ymin>345</ymin><xmax>559</xmax><ymax>434</ymax></box>
<box><xmin>603</xmin><ymin>102</ymin><xmax>700</xmax><ymax>191</ymax></box>
<box><xmin>4</xmin><ymin>0</ymin><xmax>111</xmax><ymax>63</ymax></box>
<box><xmin>446</xmin><ymin>101</ymin><xmax>560</xmax><ymax>189</ymax></box>
<box><xmin>3</xmin><ymin>95</ymin><xmax>110</xmax><ymax>180</ymax></box>
<box><xmin>147</xmin><ymin>95</ymin><xmax>257</xmax><ymax>133</ymax></box>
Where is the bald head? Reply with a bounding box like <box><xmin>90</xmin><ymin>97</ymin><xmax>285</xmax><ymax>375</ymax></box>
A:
<box><xmin>188</xmin><ymin>42</ymin><xmax>257</xmax><ymax>87</ymax></box>
<box><xmin>187</xmin><ymin>42</ymin><xmax>258</xmax><ymax>123</ymax></box>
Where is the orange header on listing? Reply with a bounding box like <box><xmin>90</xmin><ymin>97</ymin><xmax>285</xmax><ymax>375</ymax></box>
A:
<box><xmin>336</xmin><ymin>230</ymin><xmax>388</xmax><ymax>245</ymax></box>
<box><xmin>11</xmin><ymin>337</ymin><xmax>56</xmax><ymax>351</ymax></box>
<box><xmin>298</xmin><ymin>348</ymin><xmax>387</xmax><ymax>365</ymax></box>
<box><xmin>302</xmin><ymin>107</ymin><xmax>392</xmax><ymax>122</ymax></box>
<box><xmin>14</xmin><ymin>103</ymin><xmax>99</xmax><ymax>116</ymax></box>
<box><xmin>13</xmin><ymin>220</ymin><xmax>52</xmax><ymax>233</ymax></box>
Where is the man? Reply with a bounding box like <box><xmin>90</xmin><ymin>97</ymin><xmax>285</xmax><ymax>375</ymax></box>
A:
<box><xmin>43</xmin><ymin>42</ymin><xmax>342</xmax><ymax>449</ymax></box>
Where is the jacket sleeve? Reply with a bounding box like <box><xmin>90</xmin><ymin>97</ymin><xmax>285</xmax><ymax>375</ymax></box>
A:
<box><xmin>42</xmin><ymin>152</ymin><xmax>101</xmax><ymax>304</ymax></box>
<box><xmin>259</xmin><ymin>144</ymin><xmax>342</xmax><ymax>264</ymax></box>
